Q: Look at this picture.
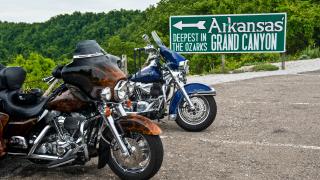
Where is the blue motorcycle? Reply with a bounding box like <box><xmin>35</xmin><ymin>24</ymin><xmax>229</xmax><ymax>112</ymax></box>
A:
<box><xmin>125</xmin><ymin>31</ymin><xmax>217</xmax><ymax>132</ymax></box>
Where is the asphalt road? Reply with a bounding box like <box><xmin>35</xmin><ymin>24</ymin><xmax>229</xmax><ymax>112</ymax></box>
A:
<box><xmin>1</xmin><ymin>71</ymin><xmax>320</xmax><ymax>179</ymax></box>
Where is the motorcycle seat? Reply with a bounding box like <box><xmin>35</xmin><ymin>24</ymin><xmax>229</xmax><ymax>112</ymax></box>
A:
<box><xmin>0</xmin><ymin>90</ymin><xmax>48</xmax><ymax>119</ymax></box>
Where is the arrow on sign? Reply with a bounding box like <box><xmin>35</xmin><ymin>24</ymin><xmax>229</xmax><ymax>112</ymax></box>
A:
<box><xmin>173</xmin><ymin>21</ymin><xmax>206</xmax><ymax>30</ymax></box>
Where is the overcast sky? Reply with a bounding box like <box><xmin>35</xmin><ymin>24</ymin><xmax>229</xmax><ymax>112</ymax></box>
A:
<box><xmin>0</xmin><ymin>0</ymin><xmax>160</xmax><ymax>23</ymax></box>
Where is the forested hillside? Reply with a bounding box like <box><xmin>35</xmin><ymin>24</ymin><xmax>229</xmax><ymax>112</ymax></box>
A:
<box><xmin>0</xmin><ymin>0</ymin><xmax>319</xmax><ymax>77</ymax></box>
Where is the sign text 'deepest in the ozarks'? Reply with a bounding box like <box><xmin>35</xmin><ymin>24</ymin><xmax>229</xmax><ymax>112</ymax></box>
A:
<box><xmin>170</xmin><ymin>13</ymin><xmax>287</xmax><ymax>53</ymax></box>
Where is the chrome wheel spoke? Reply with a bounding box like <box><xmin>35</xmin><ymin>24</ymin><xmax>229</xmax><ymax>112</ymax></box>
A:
<box><xmin>111</xmin><ymin>133</ymin><xmax>151</xmax><ymax>173</ymax></box>
<box><xmin>178</xmin><ymin>96</ymin><xmax>210</xmax><ymax>125</ymax></box>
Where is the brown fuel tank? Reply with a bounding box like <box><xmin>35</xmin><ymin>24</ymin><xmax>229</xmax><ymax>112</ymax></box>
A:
<box><xmin>47</xmin><ymin>90</ymin><xmax>88</xmax><ymax>112</ymax></box>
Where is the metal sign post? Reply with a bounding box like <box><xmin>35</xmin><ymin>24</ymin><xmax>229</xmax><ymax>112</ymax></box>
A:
<box><xmin>281</xmin><ymin>53</ymin><xmax>286</xmax><ymax>70</ymax></box>
<box><xmin>221</xmin><ymin>54</ymin><xmax>225</xmax><ymax>73</ymax></box>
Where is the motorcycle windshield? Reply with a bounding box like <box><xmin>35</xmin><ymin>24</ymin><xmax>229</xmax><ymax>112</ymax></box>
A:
<box><xmin>159</xmin><ymin>45</ymin><xmax>186</xmax><ymax>70</ymax></box>
<box><xmin>62</xmin><ymin>40</ymin><xmax>126</xmax><ymax>99</ymax></box>
<box><xmin>151</xmin><ymin>31</ymin><xmax>186</xmax><ymax>70</ymax></box>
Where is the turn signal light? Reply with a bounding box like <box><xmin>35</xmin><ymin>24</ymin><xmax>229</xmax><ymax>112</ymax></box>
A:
<box><xmin>105</xmin><ymin>106</ymin><xmax>111</xmax><ymax>117</ymax></box>
<box><xmin>126</xmin><ymin>100</ymin><xmax>132</xmax><ymax>108</ymax></box>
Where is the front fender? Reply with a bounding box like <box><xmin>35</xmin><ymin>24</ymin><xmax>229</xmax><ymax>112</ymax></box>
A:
<box><xmin>169</xmin><ymin>83</ymin><xmax>216</xmax><ymax>115</ymax></box>
<box><xmin>118</xmin><ymin>114</ymin><xmax>162</xmax><ymax>135</ymax></box>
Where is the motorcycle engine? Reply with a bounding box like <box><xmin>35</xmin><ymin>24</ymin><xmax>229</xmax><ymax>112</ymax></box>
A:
<box><xmin>34</xmin><ymin>112</ymin><xmax>86</xmax><ymax>156</ymax></box>
<box><xmin>150</xmin><ymin>83</ymin><xmax>162</xmax><ymax>98</ymax></box>
<box><xmin>136</xmin><ymin>101</ymin><xmax>150</xmax><ymax>112</ymax></box>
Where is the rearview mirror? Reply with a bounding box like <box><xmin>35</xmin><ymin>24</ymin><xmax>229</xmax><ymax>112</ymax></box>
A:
<box><xmin>142</xmin><ymin>34</ymin><xmax>151</xmax><ymax>44</ymax></box>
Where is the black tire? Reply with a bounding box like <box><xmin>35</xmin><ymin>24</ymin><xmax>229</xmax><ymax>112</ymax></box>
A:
<box><xmin>176</xmin><ymin>96</ymin><xmax>217</xmax><ymax>132</ymax></box>
<box><xmin>107</xmin><ymin>134</ymin><xmax>163</xmax><ymax>180</ymax></box>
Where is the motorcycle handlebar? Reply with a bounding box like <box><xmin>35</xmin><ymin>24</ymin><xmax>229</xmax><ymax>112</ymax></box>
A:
<box><xmin>134</xmin><ymin>47</ymin><xmax>145</xmax><ymax>51</ymax></box>
<box><xmin>42</xmin><ymin>76</ymin><xmax>55</xmax><ymax>83</ymax></box>
<box><xmin>134</xmin><ymin>45</ymin><xmax>157</xmax><ymax>53</ymax></box>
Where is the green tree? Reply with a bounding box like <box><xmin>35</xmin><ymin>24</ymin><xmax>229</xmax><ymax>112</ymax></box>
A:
<box><xmin>9</xmin><ymin>53</ymin><xmax>56</xmax><ymax>90</ymax></box>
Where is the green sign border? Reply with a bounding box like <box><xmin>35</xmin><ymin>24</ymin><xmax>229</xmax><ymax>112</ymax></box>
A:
<box><xmin>169</xmin><ymin>13</ymin><xmax>287</xmax><ymax>54</ymax></box>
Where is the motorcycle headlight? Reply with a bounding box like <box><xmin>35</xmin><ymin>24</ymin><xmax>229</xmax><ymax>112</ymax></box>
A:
<box><xmin>101</xmin><ymin>87</ymin><xmax>112</xmax><ymax>101</ymax></box>
<box><xmin>114</xmin><ymin>80</ymin><xmax>128</xmax><ymax>101</ymax></box>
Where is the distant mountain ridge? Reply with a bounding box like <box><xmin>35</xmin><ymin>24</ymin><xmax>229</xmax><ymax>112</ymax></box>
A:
<box><xmin>0</xmin><ymin>0</ymin><xmax>318</xmax><ymax>75</ymax></box>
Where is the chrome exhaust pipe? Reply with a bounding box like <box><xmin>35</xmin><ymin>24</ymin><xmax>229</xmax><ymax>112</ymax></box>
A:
<box><xmin>28</xmin><ymin>154</ymin><xmax>61</xmax><ymax>161</ymax></box>
<box><xmin>48</xmin><ymin>157</ymin><xmax>76</xmax><ymax>168</ymax></box>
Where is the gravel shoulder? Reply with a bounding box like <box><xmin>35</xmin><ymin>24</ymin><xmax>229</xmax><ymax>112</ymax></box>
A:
<box><xmin>156</xmin><ymin>71</ymin><xmax>320</xmax><ymax>180</ymax></box>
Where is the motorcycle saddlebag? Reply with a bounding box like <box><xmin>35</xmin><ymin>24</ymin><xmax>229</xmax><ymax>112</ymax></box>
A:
<box><xmin>0</xmin><ymin>112</ymin><xmax>9</xmax><ymax>157</ymax></box>
<box><xmin>0</xmin><ymin>67</ymin><xmax>26</xmax><ymax>90</ymax></box>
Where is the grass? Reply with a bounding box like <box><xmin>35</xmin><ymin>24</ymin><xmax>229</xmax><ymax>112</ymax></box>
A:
<box><xmin>300</xmin><ymin>46</ymin><xmax>320</xmax><ymax>59</ymax></box>
<box><xmin>252</xmin><ymin>63</ymin><xmax>279</xmax><ymax>72</ymax></box>
<box><xmin>189</xmin><ymin>46</ymin><xmax>319</xmax><ymax>75</ymax></box>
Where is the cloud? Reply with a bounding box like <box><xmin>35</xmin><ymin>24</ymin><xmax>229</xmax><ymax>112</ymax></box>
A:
<box><xmin>0</xmin><ymin>0</ymin><xmax>159</xmax><ymax>23</ymax></box>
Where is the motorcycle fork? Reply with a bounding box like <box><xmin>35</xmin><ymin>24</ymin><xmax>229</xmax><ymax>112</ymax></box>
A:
<box><xmin>99</xmin><ymin>105</ymin><xmax>130</xmax><ymax>157</ymax></box>
<box><xmin>167</xmin><ymin>68</ymin><xmax>195</xmax><ymax>110</ymax></box>
<box><xmin>162</xmin><ymin>84</ymin><xmax>167</xmax><ymax>102</ymax></box>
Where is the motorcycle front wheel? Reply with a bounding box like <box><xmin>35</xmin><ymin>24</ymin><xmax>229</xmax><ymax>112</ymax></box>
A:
<box><xmin>107</xmin><ymin>133</ymin><xmax>163</xmax><ymax>180</ymax></box>
<box><xmin>176</xmin><ymin>95</ymin><xmax>217</xmax><ymax>132</ymax></box>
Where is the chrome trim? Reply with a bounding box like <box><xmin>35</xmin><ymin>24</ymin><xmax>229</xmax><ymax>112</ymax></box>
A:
<box><xmin>8</xmin><ymin>152</ymin><xmax>27</xmax><ymax>156</ymax></box>
<box><xmin>28</xmin><ymin>154</ymin><xmax>61</xmax><ymax>160</ymax></box>
<box><xmin>98</xmin><ymin>105</ymin><xmax>129</xmax><ymax>156</ymax></box>
<box><xmin>116</xmin><ymin>104</ymin><xmax>127</xmax><ymax>117</ymax></box>
<box><xmin>167</xmin><ymin>66</ymin><xmax>195</xmax><ymax>110</ymax></box>
<box><xmin>127</xmin><ymin>96</ymin><xmax>164</xmax><ymax>114</ymax></box>
<box><xmin>79</xmin><ymin>120</ymin><xmax>89</xmax><ymax>161</ymax></box>
<box><xmin>190</xmin><ymin>90</ymin><xmax>217</xmax><ymax>96</ymax></box>
<box><xmin>162</xmin><ymin>84</ymin><xmax>167</xmax><ymax>102</ymax></box>
<box><xmin>62</xmin><ymin>149</ymin><xmax>74</xmax><ymax>159</ymax></box>
<box><xmin>178</xmin><ymin>96</ymin><xmax>210</xmax><ymax>126</ymax></box>
<box><xmin>101</xmin><ymin>87</ymin><xmax>112</xmax><ymax>101</ymax></box>
<box><xmin>43</xmin><ymin>79</ymin><xmax>59</xmax><ymax>97</ymax></box>
<box><xmin>73</xmin><ymin>52</ymin><xmax>104</xmax><ymax>59</ymax></box>
<box><xmin>48</xmin><ymin>158</ymin><xmax>75</xmax><ymax>168</ymax></box>
<box><xmin>114</xmin><ymin>80</ymin><xmax>128</xmax><ymax>101</ymax></box>
<box><xmin>38</xmin><ymin>110</ymin><xmax>49</xmax><ymax>122</ymax></box>
<box><xmin>79</xmin><ymin>121</ymin><xmax>86</xmax><ymax>144</ymax></box>
<box><xmin>28</xmin><ymin>125</ymin><xmax>51</xmax><ymax>156</ymax></box>
<box><xmin>9</xmin><ymin>136</ymin><xmax>28</xmax><ymax>149</ymax></box>
<box><xmin>105</xmin><ymin>115</ymin><xmax>129</xmax><ymax>156</ymax></box>
<box><xmin>169</xmin><ymin>114</ymin><xmax>177</xmax><ymax>121</ymax></box>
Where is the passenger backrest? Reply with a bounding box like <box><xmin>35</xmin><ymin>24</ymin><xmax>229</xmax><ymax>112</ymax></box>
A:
<box><xmin>0</xmin><ymin>67</ymin><xmax>26</xmax><ymax>90</ymax></box>
<box><xmin>0</xmin><ymin>64</ymin><xmax>5</xmax><ymax>90</ymax></box>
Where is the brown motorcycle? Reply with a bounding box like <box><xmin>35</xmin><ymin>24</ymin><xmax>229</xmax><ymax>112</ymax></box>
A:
<box><xmin>0</xmin><ymin>40</ymin><xmax>163</xmax><ymax>180</ymax></box>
